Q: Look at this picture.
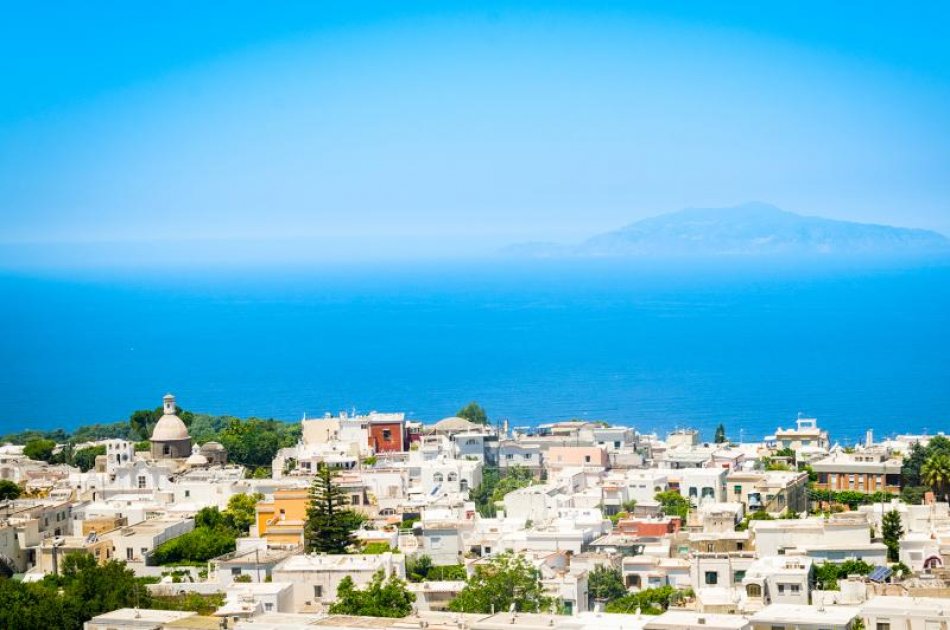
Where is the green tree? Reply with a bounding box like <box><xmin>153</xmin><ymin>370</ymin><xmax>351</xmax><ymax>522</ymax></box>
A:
<box><xmin>406</xmin><ymin>554</ymin><xmax>434</xmax><ymax>582</ymax></box>
<box><xmin>218</xmin><ymin>418</ymin><xmax>299</xmax><ymax>468</ymax></box>
<box><xmin>587</xmin><ymin>565</ymin><xmax>627</xmax><ymax>605</ymax></box>
<box><xmin>329</xmin><ymin>569</ymin><xmax>415</xmax><ymax>618</ymax></box>
<box><xmin>72</xmin><ymin>446</ymin><xmax>106</xmax><ymax>472</ymax></box>
<box><xmin>305</xmin><ymin>464</ymin><xmax>364</xmax><ymax>553</ymax></box>
<box><xmin>605</xmin><ymin>586</ymin><xmax>688</xmax><ymax>615</ymax></box>
<box><xmin>456</xmin><ymin>402</ymin><xmax>488</xmax><ymax>425</ymax></box>
<box><xmin>655</xmin><ymin>490</ymin><xmax>689</xmax><ymax>519</ymax></box>
<box><xmin>151</xmin><ymin>527</ymin><xmax>236</xmax><ymax>564</ymax></box>
<box><xmin>448</xmin><ymin>553</ymin><xmax>555</xmax><ymax>614</ymax></box>
<box><xmin>901</xmin><ymin>441</ymin><xmax>927</xmax><ymax>488</ymax></box>
<box><xmin>922</xmin><ymin>453</ymin><xmax>950</xmax><ymax>501</ymax></box>
<box><xmin>23</xmin><ymin>438</ymin><xmax>57</xmax><ymax>462</ymax></box>
<box><xmin>714</xmin><ymin>424</ymin><xmax>726</xmax><ymax>444</ymax></box>
<box><xmin>0</xmin><ymin>480</ymin><xmax>21</xmax><ymax>500</ymax></box>
<box><xmin>881</xmin><ymin>509</ymin><xmax>904</xmax><ymax>562</ymax></box>
<box><xmin>57</xmin><ymin>553</ymin><xmax>152</xmax><ymax>622</ymax></box>
<box><xmin>223</xmin><ymin>493</ymin><xmax>262</xmax><ymax>535</ymax></box>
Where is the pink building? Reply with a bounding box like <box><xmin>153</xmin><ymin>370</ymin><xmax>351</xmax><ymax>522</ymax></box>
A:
<box><xmin>545</xmin><ymin>446</ymin><xmax>609</xmax><ymax>471</ymax></box>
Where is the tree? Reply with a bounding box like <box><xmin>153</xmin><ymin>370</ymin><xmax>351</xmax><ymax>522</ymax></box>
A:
<box><xmin>714</xmin><ymin>424</ymin><xmax>726</xmax><ymax>444</ymax></box>
<box><xmin>305</xmin><ymin>464</ymin><xmax>364</xmax><ymax>553</ymax></box>
<box><xmin>587</xmin><ymin>565</ymin><xmax>627</xmax><ymax>605</ymax></box>
<box><xmin>223</xmin><ymin>493</ymin><xmax>262</xmax><ymax>536</ymax></box>
<box><xmin>218</xmin><ymin>418</ymin><xmax>299</xmax><ymax>468</ymax></box>
<box><xmin>72</xmin><ymin>446</ymin><xmax>106</xmax><ymax>472</ymax></box>
<box><xmin>881</xmin><ymin>509</ymin><xmax>904</xmax><ymax>563</ymax></box>
<box><xmin>23</xmin><ymin>438</ymin><xmax>57</xmax><ymax>462</ymax></box>
<box><xmin>456</xmin><ymin>402</ymin><xmax>488</xmax><ymax>425</ymax></box>
<box><xmin>655</xmin><ymin>490</ymin><xmax>689</xmax><ymax>519</ymax></box>
<box><xmin>922</xmin><ymin>453</ymin><xmax>950</xmax><ymax>501</ymax></box>
<box><xmin>151</xmin><ymin>527</ymin><xmax>236</xmax><ymax>564</ymax></box>
<box><xmin>901</xmin><ymin>441</ymin><xmax>927</xmax><ymax>487</ymax></box>
<box><xmin>605</xmin><ymin>586</ymin><xmax>688</xmax><ymax>615</ymax></box>
<box><xmin>406</xmin><ymin>554</ymin><xmax>434</xmax><ymax>582</ymax></box>
<box><xmin>0</xmin><ymin>480</ymin><xmax>21</xmax><ymax>500</ymax></box>
<box><xmin>329</xmin><ymin>570</ymin><xmax>415</xmax><ymax>618</ymax></box>
<box><xmin>448</xmin><ymin>553</ymin><xmax>555</xmax><ymax>613</ymax></box>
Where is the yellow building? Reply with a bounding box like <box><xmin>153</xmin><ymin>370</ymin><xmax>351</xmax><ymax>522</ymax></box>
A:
<box><xmin>256</xmin><ymin>488</ymin><xmax>309</xmax><ymax>545</ymax></box>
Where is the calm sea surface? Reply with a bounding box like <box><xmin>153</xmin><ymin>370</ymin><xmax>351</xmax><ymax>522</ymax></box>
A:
<box><xmin>1</xmin><ymin>259</ymin><xmax>948</xmax><ymax>443</ymax></box>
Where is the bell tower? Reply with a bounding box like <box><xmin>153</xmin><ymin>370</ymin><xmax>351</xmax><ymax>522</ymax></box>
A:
<box><xmin>163</xmin><ymin>393</ymin><xmax>176</xmax><ymax>415</ymax></box>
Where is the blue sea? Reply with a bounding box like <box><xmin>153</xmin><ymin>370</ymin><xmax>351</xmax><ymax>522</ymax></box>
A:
<box><xmin>1</xmin><ymin>258</ymin><xmax>948</xmax><ymax>444</ymax></box>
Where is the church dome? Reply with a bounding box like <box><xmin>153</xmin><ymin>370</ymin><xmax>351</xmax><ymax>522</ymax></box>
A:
<box><xmin>151</xmin><ymin>414</ymin><xmax>189</xmax><ymax>441</ymax></box>
<box><xmin>150</xmin><ymin>394</ymin><xmax>191</xmax><ymax>442</ymax></box>
<box><xmin>433</xmin><ymin>416</ymin><xmax>479</xmax><ymax>432</ymax></box>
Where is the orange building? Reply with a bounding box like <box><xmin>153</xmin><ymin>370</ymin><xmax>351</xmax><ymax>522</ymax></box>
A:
<box><xmin>256</xmin><ymin>488</ymin><xmax>309</xmax><ymax>546</ymax></box>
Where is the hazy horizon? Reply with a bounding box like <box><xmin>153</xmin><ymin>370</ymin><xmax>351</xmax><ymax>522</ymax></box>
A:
<box><xmin>2</xmin><ymin>3</ymin><xmax>949</xmax><ymax>266</ymax></box>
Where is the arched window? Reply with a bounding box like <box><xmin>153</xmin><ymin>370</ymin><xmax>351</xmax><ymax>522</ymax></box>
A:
<box><xmin>746</xmin><ymin>584</ymin><xmax>762</xmax><ymax>598</ymax></box>
<box><xmin>460</xmin><ymin>479</ymin><xmax>469</xmax><ymax>491</ymax></box>
<box><xmin>433</xmin><ymin>473</ymin><xmax>444</xmax><ymax>483</ymax></box>
<box><xmin>447</xmin><ymin>472</ymin><xmax>458</xmax><ymax>482</ymax></box>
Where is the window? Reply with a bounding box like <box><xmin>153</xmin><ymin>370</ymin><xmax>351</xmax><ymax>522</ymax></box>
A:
<box><xmin>232</xmin><ymin>568</ymin><xmax>242</xmax><ymax>576</ymax></box>
<box><xmin>433</xmin><ymin>473</ymin><xmax>444</xmax><ymax>483</ymax></box>
<box><xmin>447</xmin><ymin>472</ymin><xmax>458</xmax><ymax>482</ymax></box>
<box><xmin>184</xmin><ymin>490</ymin><xmax>190</xmax><ymax>498</ymax></box>
<box><xmin>382</xmin><ymin>429</ymin><xmax>392</xmax><ymax>441</ymax></box>
<box><xmin>523</xmin><ymin>454</ymin><xmax>531</xmax><ymax>460</ymax></box>
<box><xmin>734</xmin><ymin>485</ymin><xmax>742</xmax><ymax>494</ymax></box>
<box><xmin>875</xmin><ymin>623</ymin><xmax>890</xmax><ymax>630</ymax></box>
<box><xmin>127</xmin><ymin>548</ymin><xmax>133</xmax><ymax>560</ymax></box>
<box><xmin>584</xmin><ymin>455</ymin><xmax>591</xmax><ymax>463</ymax></box>
<box><xmin>265</xmin><ymin>603</ymin><xmax>273</xmax><ymax>611</ymax></box>
<box><xmin>163</xmin><ymin>445</ymin><xmax>170</xmax><ymax>456</ymax></box>
<box><xmin>137</xmin><ymin>476</ymin><xmax>147</xmax><ymax>489</ymax></box>
<box><xmin>506</xmin><ymin>454</ymin><xmax>514</xmax><ymax>460</ymax></box>
<box><xmin>737</xmin><ymin>542</ymin><xmax>744</xmax><ymax>551</ymax></box>
<box><xmin>314</xmin><ymin>585</ymin><xmax>323</xmax><ymax>598</ymax></box>
<box><xmin>704</xmin><ymin>571</ymin><xmax>718</xmax><ymax>585</ymax></box>
<box><xmin>460</xmin><ymin>479</ymin><xmax>469</xmax><ymax>491</ymax></box>
<box><xmin>614</xmin><ymin>441</ymin><xmax>621</xmax><ymax>448</ymax></box>
<box><xmin>790</xmin><ymin>584</ymin><xmax>800</xmax><ymax>593</ymax></box>
<box><xmin>734</xmin><ymin>570</ymin><xmax>746</xmax><ymax>582</ymax></box>
<box><xmin>746</xmin><ymin>584</ymin><xmax>761</xmax><ymax>597</ymax></box>
<box><xmin>351</xmin><ymin>494</ymin><xmax>361</xmax><ymax>505</ymax></box>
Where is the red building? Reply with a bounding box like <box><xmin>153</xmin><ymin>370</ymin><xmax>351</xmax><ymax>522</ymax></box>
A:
<box><xmin>368</xmin><ymin>417</ymin><xmax>406</xmax><ymax>452</ymax></box>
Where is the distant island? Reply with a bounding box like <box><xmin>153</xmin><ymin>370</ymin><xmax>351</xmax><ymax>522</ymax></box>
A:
<box><xmin>503</xmin><ymin>202</ymin><xmax>950</xmax><ymax>257</ymax></box>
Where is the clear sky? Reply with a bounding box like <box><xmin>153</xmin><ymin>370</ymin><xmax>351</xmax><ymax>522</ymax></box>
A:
<box><xmin>1</xmin><ymin>2</ymin><xmax>948</xmax><ymax>263</ymax></box>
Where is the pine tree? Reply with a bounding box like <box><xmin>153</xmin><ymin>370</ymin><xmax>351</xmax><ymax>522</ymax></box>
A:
<box><xmin>881</xmin><ymin>509</ymin><xmax>904</xmax><ymax>563</ymax></box>
<box><xmin>714</xmin><ymin>424</ymin><xmax>727</xmax><ymax>444</ymax></box>
<box><xmin>305</xmin><ymin>464</ymin><xmax>364</xmax><ymax>553</ymax></box>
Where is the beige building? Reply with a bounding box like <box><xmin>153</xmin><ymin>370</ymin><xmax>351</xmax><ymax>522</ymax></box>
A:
<box><xmin>726</xmin><ymin>470</ymin><xmax>809</xmax><ymax>515</ymax></box>
<box><xmin>811</xmin><ymin>449</ymin><xmax>902</xmax><ymax>494</ymax></box>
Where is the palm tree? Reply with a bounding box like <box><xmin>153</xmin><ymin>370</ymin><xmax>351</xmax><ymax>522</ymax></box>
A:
<box><xmin>921</xmin><ymin>453</ymin><xmax>950</xmax><ymax>501</ymax></box>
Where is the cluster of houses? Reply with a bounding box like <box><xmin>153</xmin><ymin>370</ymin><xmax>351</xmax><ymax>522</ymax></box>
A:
<box><xmin>4</xmin><ymin>395</ymin><xmax>950</xmax><ymax>630</ymax></box>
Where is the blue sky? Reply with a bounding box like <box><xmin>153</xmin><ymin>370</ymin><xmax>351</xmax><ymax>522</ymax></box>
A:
<box><xmin>1</xmin><ymin>2</ymin><xmax>948</xmax><ymax>262</ymax></box>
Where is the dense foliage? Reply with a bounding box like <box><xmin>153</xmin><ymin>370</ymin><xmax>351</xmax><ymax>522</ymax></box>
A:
<box><xmin>587</xmin><ymin>565</ymin><xmax>627</xmax><ymax>604</ymax></box>
<box><xmin>447</xmin><ymin>553</ymin><xmax>555</xmax><ymax>614</ymax></box>
<box><xmin>470</xmin><ymin>466</ymin><xmax>535</xmax><ymax>517</ymax></box>
<box><xmin>814</xmin><ymin>559</ymin><xmax>874</xmax><ymax>590</ymax></box>
<box><xmin>23</xmin><ymin>438</ymin><xmax>57</xmax><ymax>462</ymax></box>
<box><xmin>456</xmin><ymin>401</ymin><xmax>488</xmax><ymax>425</ymax></box>
<box><xmin>406</xmin><ymin>555</ymin><xmax>467</xmax><ymax>582</ymax></box>
<box><xmin>151</xmin><ymin>493</ymin><xmax>261</xmax><ymax>564</ymax></box>
<box><xmin>808</xmin><ymin>489</ymin><xmax>896</xmax><ymax>509</ymax></box>
<box><xmin>305</xmin><ymin>464</ymin><xmax>365</xmax><ymax>553</ymax></box>
<box><xmin>902</xmin><ymin>436</ymin><xmax>950</xmax><ymax>488</ymax></box>
<box><xmin>0</xmin><ymin>480</ymin><xmax>22</xmax><ymax>500</ymax></box>
<box><xmin>655</xmin><ymin>490</ymin><xmax>689</xmax><ymax>519</ymax></box>
<box><xmin>0</xmin><ymin>552</ymin><xmax>151</xmax><ymax>630</ymax></box>
<box><xmin>922</xmin><ymin>453</ymin><xmax>950</xmax><ymax>501</ymax></box>
<box><xmin>330</xmin><ymin>569</ymin><xmax>415</xmax><ymax>618</ymax></box>
<box><xmin>604</xmin><ymin>586</ymin><xmax>691</xmax><ymax>615</ymax></box>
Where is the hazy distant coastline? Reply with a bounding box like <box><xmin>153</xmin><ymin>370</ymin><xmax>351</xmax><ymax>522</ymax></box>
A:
<box><xmin>503</xmin><ymin>202</ymin><xmax>950</xmax><ymax>258</ymax></box>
